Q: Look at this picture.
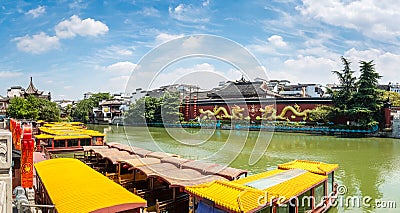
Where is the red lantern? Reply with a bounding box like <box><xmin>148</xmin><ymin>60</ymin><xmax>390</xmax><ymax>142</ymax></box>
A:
<box><xmin>14</xmin><ymin>122</ymin><xmax>22</xmax><ymax>150</ymax></box>
<box><xmin>10</xmin><ymin>119</ymin><xmax>15</xmax><ymax>132</ymax></box>
<box><xmin>21</xmin><ymin>124</ymin><xmax>34</xmax><ymax>188</ymax></box>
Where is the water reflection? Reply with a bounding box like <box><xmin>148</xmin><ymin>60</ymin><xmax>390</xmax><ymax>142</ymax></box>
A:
<box><xmin>88</xmin><ymin>125</ymin><xmax>400</xmax><ymax>212</ymax></box>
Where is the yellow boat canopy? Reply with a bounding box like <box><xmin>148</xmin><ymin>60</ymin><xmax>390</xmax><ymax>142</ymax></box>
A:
<box><xmin>53</xmin><ymin>135</ymin><xmax>92</xmax><ymax>140</ymax></box>
<box><xmin>35</xmin><ymin>158</ymin><xmax>146</xmax><ymax>213</ymax></box>
<box><xmin>186</xmin><ymin>167</ymin><xmax>328</xmax><ymax>212</ymax></box>
<box><xmin>34</xmin><ymin>134</ymin><xmax>54</xmax><ymax>139</ymax></box>
<box><xmin>278</xmin><ymin>159</ymin><xmax>338</xmax><ymax>175</ymax></box>
<box><xmin>38</xmin><ymin>122</ymin><xmax>105</xmax><ymax>140</ymax></box>
<box><xmin>186</xmin><ymin>169</ymin><xmax>283</xmax><ymax>212</ymax></box>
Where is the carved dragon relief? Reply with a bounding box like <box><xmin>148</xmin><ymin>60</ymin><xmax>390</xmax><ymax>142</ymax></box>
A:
<box><xmin>198</xmin><ymin>104</ymin><xmax>311</xmax><ymax>121</ymax></box>
<box><xmin>0</xmin><ymin>140</ymin><xmax>7</xmax><ymax>164</ymax></box>
<box><xmin>199</xmin><ymin>105</ymin><xmax>248</xmax><ymax>120</ymax></box>
<box><xmin>257</xmin><ymin>104</ymin><xmax>312</xmax><ymax>121</ymax></box>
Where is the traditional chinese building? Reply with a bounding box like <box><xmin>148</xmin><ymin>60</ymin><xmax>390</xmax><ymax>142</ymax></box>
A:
<box><xmin>7</xmin><ymin>77</ymin><xmax>51</xmax><ymax>101</ymax></box>
<box><xmin>181</xmin><ymin>77</ymin><xmax>331</xmax><ymax>122</ymax></box>
<box><xmin>207</xmin><ymin>76</ymin><xmax>282</xmax><ymax>99</ymax></box>
<box><xmin>0</xmin><ymin>96</ymin><xmax>9</xmax><ymax>117</ymax></box>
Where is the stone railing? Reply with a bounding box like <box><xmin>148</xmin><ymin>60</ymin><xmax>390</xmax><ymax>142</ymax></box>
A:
<box><xmin>392</xmin><ymin>116</ymin><xmax>400</xmax><ymax>138</ymax></box>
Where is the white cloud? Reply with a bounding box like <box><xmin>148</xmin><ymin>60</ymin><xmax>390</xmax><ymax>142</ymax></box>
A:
<box><xmin>114</xmin><ymin>49</ymin><xmax>133</xmax><ymax>56</ymax></box>
<box><xmin>108</xmin><ymin>75</ymin><xmax>130</xmax><ymax>92</ymax></box>
<box><xmin>169</xmin><ymin>3</ymin><xmax>210</xmax><ymax>23</ymax></box>
<box><xmin>103</xmin><ymin>61</ymin><xmax>137</xmax><ymax>75</ymax></box>
<box><xmin>155</xmin><ymin>33</ymin><xmax>184</xmax><ymax>45</ymax></box>
<box><xmin>13</xmin><ymin>15</ymin><xmax>109</xmax><ymax>54</ymax></box>
<box><xmin>247</xmin><ymin>43</ymin><xmax>276</xmax><ymax>54</ymax></box>
<box><xmin>266</xmin><ymin>48</ymin><xmax>400</xmax><ymax>85</ymax></box>
<box><xmin>0</xmin><ymin>71</ymin><xmax>23</xmax><ymax>78</ymax></box>
<box><xmin>97</xmin><ymin>46</ymin><xmax>134</xmax><ymax>58</ymax></box>
<box><xmin>203</xmin><ymin>0</ymin><xmax>210</xmax><ymax>7</ymax></box>
<box><xmin>150</xmin><ymin>63</ymin><xmax>242</xmax><ymax>89</ymax></box>
<box><xmin>246</xmin><ymin>35</ymin><xmax>288</xmax><ymax>54</ymax></box>
<box><xmin>138</xmin><ymin>7</ymin><xmax>160</xmax><ymax>17</ymax></box>
<box><xmin>64</xmin><ymin>85</ymin><xmax>73</xmax><ymax>90</ymax></box>
<box><xmin>269</xmin><ymin>55</ymin><xmax>339</xmax><ymax>84</ymax></box>
<box><xmin>297</xmin><ymin>0</ymin><xmax>400</xmax><ymax>40</ymax></box>
<box><xmin>344</xmin><ymin>48</ymin><xmax>400</xmax><ymax>83</ymax></box>
<box><xmin>55</xmin><ymin>15</ymin><xmax>109</xmax><ymax>39</ymax></box>
<box><xmin>68</xmin><ymin>0</ymin><xmax>88</xmax><ymax>10</ymax></box>
<box><xmin>26</xmin><ymin>6</ymin><xmax>45</xmax><ymax>18</ymax></box>
<box><xmin>13</xmin><ymin>32</ymin><xmax>60</xmax><ymax>54</ymax></box>
<box><xmin>267</xmin><ymin>35</ymin><xmax>287</xmax><ymax>48</ymax></box>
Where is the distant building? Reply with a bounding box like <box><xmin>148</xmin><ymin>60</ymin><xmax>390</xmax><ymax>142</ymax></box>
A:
<box><xmin>6</xmin><ymin>86</ymin><xmax>24</xmax><ymax>98</ymax></box>
<box><xmin>54</xmin><ymin>100</ymin><xmax>74</xmax><ymax>119</ymax></box>
<box><xmin>112</xmin><ymin>93</ymin><xmax>132</xmax><ymax>103</ymax></box>
<box><xmin>279</xmin><ymin>84</ymin><xmax>324</xmax><ymax>98</ymax></box>
<box><xmin>54</xmin><ymin>100</ymin><xmax>74</xmax><ymax>109</ymax></box>
<box><xmin>0</xmin><ymin>96</ymin><xmax>9</xmax><ymax>116</ymax></box>
<box><xmin>131</xmin><ymin>84</ymin><xmax>202</xmax><ymax>102</ymax></box>
<box><xmin>131</xmin><ymin>88</ymin><xmax>147</xmax><ymax>102</ymax></box>
<box><xmin>255</xmin><ymin>79</ymin><xmax>290</xmax><ymax>93</ymax></box>
<box><xmin>145</xmin><ymin>84</ymin><xmax>201</xmax><ymax>99</ymax></box>
<box><xmin>93</xmin><ymin>100</ymin><xmax>124</xmax><ymax>124</ymax></box>
<box><xmin>389</xmin><ymin>83</ymin><xmax>400</xmax><ymax>94</ymax></box>
<box><xmin>83</xmin><ymin>92</ymin><xmax>93</xmax><ymax>99</ymax></box>
<box><xmin>207</xmin><ymin>76</ymin><xmax>281</xmax><ymax>99</ymax></box>
<box><xmin>377</xmin><ymin>83</ymin><xmax>400</xmax><ymax>94</ymax></box>
<box><xmin>7</xmin><ymin>77</ymin><xmax>51</xmax><ymax>100</ymax></box>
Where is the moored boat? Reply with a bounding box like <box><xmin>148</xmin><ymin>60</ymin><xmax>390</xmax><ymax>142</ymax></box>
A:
<box><xmin>185</xmin><ymin>159</ymin><xmax>338</xmax><ymax>213</ymax></box>
<box><xmin>34</xmin><ymin>122</ymin><xmax>105</xmax><ymax>153</ymax></box>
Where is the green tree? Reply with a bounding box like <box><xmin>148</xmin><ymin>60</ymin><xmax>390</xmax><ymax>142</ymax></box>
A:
<box><xmin>125</xmin><ymin>93</ymin><xmax>182</xmax><ymax>125</ymax></box>
<box><xmin>125</xmin><ymin>97</ymin><xmax>146</xmax><ymax>124</ymax></box>
<box><xmin>144</xmin><ymin>96</ymin><xmax>162</xmax><ymax>123</ymax></box>
<box><xmin>62</xmin><ymin>104</ymin><xmax>74</xmax><ymax>121</ymax></box>
<box><xmin>352</xmin><ymin>60</ymin><xmax>383</xmax><ymax>127</ymax></box>
<box><xmin>72</xmin><ymin>99</ymin><xmax>92</xmax><ymax>122</ymax></box>
<box><xmin>331</xmin><ymin>56</ymin><xmax>357</xmax><ymax>110</ymax></box>
<box><xmin>90</xmin><ymin>93</ymin><xmax>112</xmax><ymax>105</ymax></box>
<box><xmin>308</xmin><ymin>105</ymin><xmax>335</xmax><ymax>123</ymax></box>
<box><xmin>38</xmin><ymin>100</ymin><xmax>61</xmax><ymax>121</ymax></box>
<box><xmin>382</xmin><ymin>90</ymin><xmax>400</xmax><ymax>106</ymax></box>
<box><xmin>7</xmin><ymin>97</ymin><xmax>31</xmax><ymax>119</ymax></box>
<box><xmin>72</xmin><ymin>93</ymin><xmax>111</xmax><ymax>122</ymax></box>
<box><xmin>7</xmin><ymin>95</ymin><xmax>60</xmax><ymax>121</ymax></box>
<box><xmin>161</xmin><ymin>92</ymin><xmax>182</xmax><ymax>123</ymax></box>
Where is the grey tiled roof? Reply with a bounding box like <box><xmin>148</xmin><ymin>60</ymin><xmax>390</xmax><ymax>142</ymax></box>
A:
<box><xmin>207</xmin><ymin>81</ymin><xmax>267</xmax><ymax>98</ymax></box>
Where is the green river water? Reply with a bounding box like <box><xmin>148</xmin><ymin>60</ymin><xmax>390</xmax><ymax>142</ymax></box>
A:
<box><xmin>88</xmin><ymin>125</ymin><xmax>400</xmax><ymax>213</ymax></box>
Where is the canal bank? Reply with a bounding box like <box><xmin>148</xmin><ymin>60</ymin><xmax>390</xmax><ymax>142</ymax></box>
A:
<box><xmin>89</xmin><ymin>124</ymin><xmax>400</xmax><ymax>213</ymax></box>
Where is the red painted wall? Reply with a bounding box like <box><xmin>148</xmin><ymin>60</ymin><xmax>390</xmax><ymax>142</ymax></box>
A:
<box><xmin>184</xmin><ymin>98</ymin><xmax>333</xmax><ymax>122</ymax></box>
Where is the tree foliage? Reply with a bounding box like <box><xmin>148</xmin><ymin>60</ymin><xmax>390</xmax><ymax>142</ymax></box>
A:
<box><xmin>125</xmin><ymin>97</ymin><xmax>146</xmax><ymax>124</ymax></box>
<box><xmin>144</xmin><ymin>96</ymin><xmax>162</xmax><ymax>123</ymax></box>
<box><xmin>308</xmin><ymin>105</ymin><xmax>335</xmax><ymax>123</ymax></box>
<box><xmin>382</xmin><ymin>90</ymin><xmax>400</xmax><ymax>106</ymax></box>
<box><xmin>161</xmin><ymin>92</ymin><xmax>183</xmax><ymax>123</ymax></box>
<box><xmin>7</xmin><ymin>95</ymin><xmax>60</xmax><ymax>121</ymax></box>
<box><xmin>351</xmin><ymin>60</ymin><xmax>383</xmax><ymax>127</ymax></box>
<box><xmin>72</xmin><ymin>93</ymin><xmax>111</xmax><ymax>122</ymax></box>
<box><xmin>331</xmin><ymin>56</ymin><xmax>357</xmax><ymax>110</ymax></box>
<box><xmin>315</xmin><ymin>57</ymin><xmax>383</xmax><ymax>128</ymax></box>
<box><xmin>125</xmin><ymin>92</ymin><xmax>182</xmax><ymax>124</ymax></box>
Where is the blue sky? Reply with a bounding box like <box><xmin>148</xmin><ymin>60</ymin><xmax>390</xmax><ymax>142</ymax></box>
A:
<box><xmin>1</xmin><ymin>0</ymin><xmax>400</xmax><ymax>100</ymax></box>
